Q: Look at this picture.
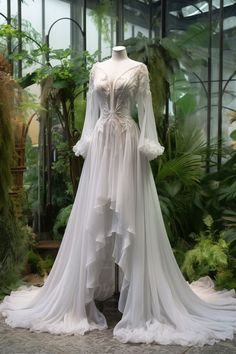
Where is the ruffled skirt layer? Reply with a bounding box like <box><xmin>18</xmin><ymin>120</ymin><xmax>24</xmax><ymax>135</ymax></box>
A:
<box><xmin>0</xmin><ymin>115</ymin><xmax>236</xmax><ymax>346</ymax></box>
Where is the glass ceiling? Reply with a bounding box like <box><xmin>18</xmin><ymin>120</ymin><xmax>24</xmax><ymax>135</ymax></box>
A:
<box><xmin>170</xmin><ymin>0</ymin><xmax>236</xmax><ymax>18</ymax></box>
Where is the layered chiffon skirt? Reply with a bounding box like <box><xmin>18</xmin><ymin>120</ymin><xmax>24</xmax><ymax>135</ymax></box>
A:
<box><xmin>0</xmin><ymin>114</ymin><xmax>236</xmax><ymax>346</ymax></box>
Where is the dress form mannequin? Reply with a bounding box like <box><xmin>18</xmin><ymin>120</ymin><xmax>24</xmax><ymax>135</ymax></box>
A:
<box><xmin>98</xmin><ymin>45</ymin><xmax>139</xmax><ymax>80</ymax></box>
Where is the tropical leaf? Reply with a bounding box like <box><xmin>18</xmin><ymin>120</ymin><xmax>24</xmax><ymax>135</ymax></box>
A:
<box><xmin>170</xmin><ymin>70</ymin><xmax>192</xmax><ymax>102</ymax></box>
<box><xmin>222</xmin><ymin>210</ymin><xmax>236</xmax><ymax>229</ymax></box>
<box><xmin>224</xmin><ymin>228</ymin><xmax>236</xmax><ymax>244</ymax></box>
<box><xmin>53</xmin><ymin>204</ymin><xmax>73</xmax><ymax>240</ymax></box>
<box><xmin>161</xmin><ymin>23</ymin><xmax>210</xmax><ymax>70</ymax></box>
<box><xmin>218</xmin><ymin>181</ymin><xmax>236</xmax><ymax>202</ymax></box>
<box><xmin>175</xmin><ymin>93</ymin><xmax>198</xmax><ymax>118</ymax></box>
<box><xmin>157</xmin><ymin>153</ymin><xmax>202</xmax><ymax>185</ymax></box>
<box><xmin>230</xmin><ymin>130</ymin><xmax>236</xmax><ymax>141</ymax></box>
<box><xmin>122</xmin><ymin>34</ymin><xmax>173</xmax><ymax>125</ymax></box>
<box><xmin>174</xmin><ymin>123</ymin><xmax>206</xmax><ymax>155</ymax></box>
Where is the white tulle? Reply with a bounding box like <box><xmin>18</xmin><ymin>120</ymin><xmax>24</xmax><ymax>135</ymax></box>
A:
<box><xmin>0</xmin><ymin>61</ymin><xmax>235</xmax><ymax>346</ymax></box>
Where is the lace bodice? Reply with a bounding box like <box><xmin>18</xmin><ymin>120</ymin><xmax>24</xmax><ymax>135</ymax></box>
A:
<box><xmin>92</xmin><ymin>62</ymin><xmax>145</xmax><ymax>115</ymax></box>
<box><xmin>73</xmin><ymin>61</ymin><xmax>165</xmax><ymax>160</ymax></box>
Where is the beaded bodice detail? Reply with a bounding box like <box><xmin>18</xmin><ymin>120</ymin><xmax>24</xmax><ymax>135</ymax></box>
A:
<box><xmin>92</xmin><ymin>62</ymin><xmax>149</xmax><ymax>117</ymax></box>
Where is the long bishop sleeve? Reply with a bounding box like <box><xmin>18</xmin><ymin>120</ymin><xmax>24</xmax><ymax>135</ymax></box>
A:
<box><xmin>72</xmin><ymin>63</ymin><xmax>99</xmax><ymax>158</ymax></box>
<box><xmin>137</xmin><ymin>63</ymin><xmax>165</xmax><ymax>161</ymax></box>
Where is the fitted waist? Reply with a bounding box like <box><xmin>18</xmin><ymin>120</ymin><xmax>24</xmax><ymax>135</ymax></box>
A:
<box><xmin>100</xmin><ymin>108</ymin><xmax>132</xmax><ymax>120</ymax></box>
<box><xmin>97</xmin><ymin>109</ymin><xmax>137</xmax><ymax>132</ymax></box>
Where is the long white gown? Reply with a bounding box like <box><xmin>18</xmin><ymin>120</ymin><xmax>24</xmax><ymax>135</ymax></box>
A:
<box><xmin>0</xmin><ymin>61</ymin><xmax>236</xmax><ymax>347</ymax></box>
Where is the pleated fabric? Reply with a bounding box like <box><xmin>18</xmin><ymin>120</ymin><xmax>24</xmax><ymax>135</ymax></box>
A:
<box><xmin>0</xmin><ymin>61</ymin><xmax>235</xmax><ymax>346</ymax></box>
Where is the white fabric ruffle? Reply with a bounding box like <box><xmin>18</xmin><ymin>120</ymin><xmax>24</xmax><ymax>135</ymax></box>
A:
<box><xmin>138</xmin><ymin>138</ymin><xmax>165</xmax><ymax>161</ymax></box>
<box><xmin>72</xmin><ymin>135</ymin><xmax>92</xmax><ymax>158</ymax></box>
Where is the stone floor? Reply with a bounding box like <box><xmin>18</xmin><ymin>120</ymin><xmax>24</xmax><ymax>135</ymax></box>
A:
<box><xmin>0</xmin><ymin>275</ymin><xmax>236</xmax><ymax>354</ymax></box>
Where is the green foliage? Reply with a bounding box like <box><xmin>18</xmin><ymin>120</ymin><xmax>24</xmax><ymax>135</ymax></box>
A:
<box><xmin>157</xmin><ymin>153</ymin><xmax>202</xmax><ymax>186</ymax></box>
<box><xmin>0</xmin><ymin>23</ymin><xmax>99</xmax><ymax>97</ymax></box>
<box><xmin>51</xmin><ymin>131</ymin><xmax>74</xmax><ymax>208</ymax></box>
<box><xmin>123</xmin><ymin>33</ymin><xmax>173</xmax><ymax>132</ymax></box>
<box><xmin>18</xmin><ymin>48</ymin><xmax>98</xmax><ymax>97</ymax></box>
<box><xmin>221</xmin><ymin>212</ymin><xmax>236</xmax><ymax>259</ymax></box>
<box><xmin>73</xmin><ymin>95</ymin><xmax>87</xmax><ymax>132</ymax></box>
<box><xmin>215</xmin><ymin>266</ymin><xmax>236</xmax><ymax>290</ymax></box>
<box><xmin>27</xmin><ymin>249</ymin><xmax>54</xmax><ymax>276</ymax></box>
<box><xmin>26</xmin><ymin>224</ymin><xmax>55</xmax><ymax>277</ymax></box>
<box><xmin>24</xmin><ymin>135</ymin><xmax>39</xmax><ymax>212</ymax></box>
<box><xmin>161</xmin><ymin>23</ymin><xmax>210</xmax><ymax>69</ymax></box>
<box><xmin>0</xmin><ymin>206</ymin><xmax>30</xmax><ymax>299</ymax></box>
<box><xmin>182</xmin><ymin>235</ymin><xmax>228</xmax><ymax>281</ymax></box>
<box><xmin>199</xmin><ymin>151</ymin><xmax>236</xmax><ymax>230</ymax></box>
<box><xmin>163</xmin><ymin>145</ymin><xmax>236</xmax><ymax>290</ymax></box>
<box><xmin>181</xmin><ymin>216</ymin><xmax>228</xmax><ymax>279</ymax></box>
<box><xmin>169</xmin><ymin>69</ymin><xmax>198</xmax><ymax>119</ymax></box>
<box><xmin>53</xmin><ymin>204</ymin><xmax>73</xmax><ymax>240</ymax></box>
<box><xmin>0</xmin><ymin>19</ymin><xmax>43</xmax><ymax>75</ymax></box>
<box><xmin>38</xmin><ymin>254</ymin><xmax>55</xmax><ymax>275</ymax></box>
<box><xmin>0</xmin><ymin>22</ymin><xmax>100</xmax><ymax>202</ymax></box>
<box><xmin>35</xmin><ymin>49</ymin><xmax>93</xmax><ymax>87</ymax></box>
<box><xmin>89</xmin><ymin>0</ymin><xmax>115</xmax><ymax>44</ymax></box>
<box><xmin>27</xmin><ymin>249</ymin><xmax>42</xmax><ymax>274</ymax></box>
<box><xmin>230</xmin><ymin>130</ymin><xmax>236</xmax><ymax>141</ymax></box>
<box><xmin>154</xmin><ymin>122</ymin><xmax>206</xmax><ymax>245</ymax></box>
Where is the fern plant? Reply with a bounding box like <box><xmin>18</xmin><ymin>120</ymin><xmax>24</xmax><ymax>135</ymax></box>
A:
<box><xmin>53</xmin><ymin>204</ymin><xmax>73</xmax><ymax>240</ymax></box>
<box><xmin>88</xmin><ymin>0</ymin><xmax>114</xmax><ymax>44</ymax></box>
<box><xmin>199</xmin><ymin>151</ymin><xmax>236</xmax><ymax>247</ymax></box>
<box><xmin>27</xmin><ymin>249</ymin><xmax>55</xmax><ymax>276</ymax></box>
<box><xmin>181</xmin><ymin>215</ymin><xmax>236</xmax><ymax>290</ymax></box>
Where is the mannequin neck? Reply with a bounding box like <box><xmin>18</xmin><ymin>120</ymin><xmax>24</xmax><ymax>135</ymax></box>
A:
<box><xmin>111</xmin><ymin>46</ymin><xmax>128</xmax><ymax>61</ymax></box>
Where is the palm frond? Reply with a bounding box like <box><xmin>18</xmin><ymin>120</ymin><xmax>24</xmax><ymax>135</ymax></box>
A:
<box><xmin>157</xmin><ymin>153</ymin><xmax>202</xmax><ymax>186</ymax></box>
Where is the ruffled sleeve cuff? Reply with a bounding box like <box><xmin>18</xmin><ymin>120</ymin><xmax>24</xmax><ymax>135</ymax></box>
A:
<box><xmin>138</xmin><ymin>138</ymin><xmax>165</xmax><ymax>161</ymax></box>
<box><xmin>72</xmin><ymin>136</ymin><xmax>92</xmax><ymax>158</ymax></box>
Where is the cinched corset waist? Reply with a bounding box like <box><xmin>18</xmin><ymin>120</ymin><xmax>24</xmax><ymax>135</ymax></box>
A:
<box><xmin>100</xmin><ymin>108</ymin><xmax>132</xmax><ymax>120</ymax></box>
<box><xmin>96</xmin><ymin>108</ymin><xmax>136</xmax><ymax>133</ymax></box>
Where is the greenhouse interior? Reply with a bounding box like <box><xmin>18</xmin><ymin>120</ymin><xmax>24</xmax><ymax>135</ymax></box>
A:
<box><xmin>0</xmin><ymin>0</ymin><xmax>236</xmax><ymax>353</ymax></box>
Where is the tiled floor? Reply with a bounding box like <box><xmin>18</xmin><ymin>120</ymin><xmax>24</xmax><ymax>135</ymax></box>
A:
<box><xmin>0</xmin><ymin>275</ymin><xmax>235</xmax><ymax>354</ymax></box>
<box><xmin>0</xmin><ymin>300</ymin><xmax>236</xmax><ymax>354</ymax></box>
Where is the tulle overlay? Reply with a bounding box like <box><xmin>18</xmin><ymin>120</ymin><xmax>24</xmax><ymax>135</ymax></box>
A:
<box><xmin>0</xmin><ymin>61</ymin><xmax>236</xmax><ymax>346</ymax></box>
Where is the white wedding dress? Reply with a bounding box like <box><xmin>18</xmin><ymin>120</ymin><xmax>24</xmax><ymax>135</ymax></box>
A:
<box><xmin>0</xmin><ymin>61</ymin><xmax>236</xmax><ymax>347</ymax></box>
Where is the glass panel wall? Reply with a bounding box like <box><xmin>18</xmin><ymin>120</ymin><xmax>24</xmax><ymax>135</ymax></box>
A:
<box><xmin>87</xmin><ymin>0</ymin><xmax>117</xmax><ymax>60</ymax></box>
<box><xmin>124</xmin><ymin>0</ymin><xmax>150</xmax><ymax>39</ymax></box>
<box><xmin>165</xmin><ymin>0</ymin><xmax>236</xmax><ymax>167</ymax></box>
<box><xmin>45</xmin><ymin>0</ymin><xmax>70</xmax><ymax>50</ymax></box>
<box><xmin>22</xmin><ymin>0</ymin><xmax>42</xmax><ymax>34</ymax></box>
